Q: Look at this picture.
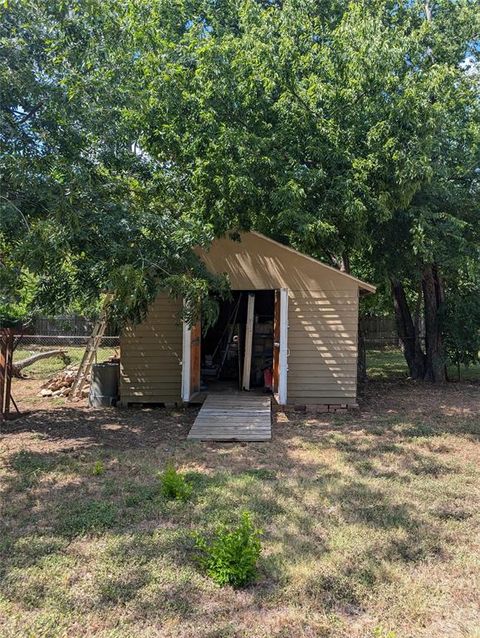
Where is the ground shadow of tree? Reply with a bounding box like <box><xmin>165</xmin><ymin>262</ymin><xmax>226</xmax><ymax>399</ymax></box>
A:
<box><xmin>0</xmin><ymin>405</ymin><xmax>198</xmax><ymax>450</ymax></box>
<box><xmin>0</xmin><ymin>392</ymin><xmax>478</xmax><ymax>633</ymax></box>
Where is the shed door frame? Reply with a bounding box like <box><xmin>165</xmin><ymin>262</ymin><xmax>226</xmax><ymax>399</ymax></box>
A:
<box><xmin>275</xmin><ymin>288</ymin><xmax>288</xmax><ymax>406</ymax></box>
<box><xmin>241</xmin><ymin>293</ymin><xmax>255</xmax><ymax>391</ymax></box>
<box><xmin>182</xmin><ymin>318</ymin><xmax>201</xmax><ymax>402</ymax></box>
<box><xmin>182</xmin><ymin>288</ymin><xmax>288</xmax><ymax>403</ymax></box>
<box><xmin>181</xmin><ymin>321</ymin><xmax>191</xmax><ymax>402</ymax></box>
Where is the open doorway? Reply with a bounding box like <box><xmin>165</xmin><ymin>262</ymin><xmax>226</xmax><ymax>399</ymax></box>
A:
<box><xmin>200</xmin><ymin>290</ymin><xmax>275</xmax><ymax>394</ymax></box>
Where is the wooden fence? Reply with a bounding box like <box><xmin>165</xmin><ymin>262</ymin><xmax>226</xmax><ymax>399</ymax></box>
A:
<box><xmin>360</xmin><ymin>316</ymin><xmax>400</xmax><ymax>348</ymax></box>
<box><xmin>33</xmin><ymin>315</ymin><xmax>94</xmax><ymax>336</ymax></box>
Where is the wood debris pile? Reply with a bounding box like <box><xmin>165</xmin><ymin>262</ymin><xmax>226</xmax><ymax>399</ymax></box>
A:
<box><xmin>38</xmin><ymin>355</ymin><xmax>120</xmax><ymax>398</ymax></box>
<box><xmin>39</xmin><ymin>366</ymin><xmax>88</xmax><ymax>398</ymax></box>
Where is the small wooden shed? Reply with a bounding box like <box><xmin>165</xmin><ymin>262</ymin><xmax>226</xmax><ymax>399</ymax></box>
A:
<box><xmin>120</xmin><ymin>232</ymin><xmax>375</xmax><ymax>408</ymax></box>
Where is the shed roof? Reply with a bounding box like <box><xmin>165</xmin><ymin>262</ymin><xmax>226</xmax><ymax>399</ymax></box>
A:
<box><xmin>251</xmin><ymin>232</ymin><xmax>376</xmax><ymax>293</ymax></box>
<box><xmin>197</xmin><ymin>231</ymin><xmax>376</xmax><ymax>293</ymax></box>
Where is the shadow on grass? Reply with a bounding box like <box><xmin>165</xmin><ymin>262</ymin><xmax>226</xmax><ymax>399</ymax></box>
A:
<box><xmin>0</xmin><ymin>405</ymin><xmax>198</xmax><ymax>450</ymax></box>
<box><xmin>321</xmin><ymin>431</ymin><xmax>459</xmax><ymax>481</ymax></box>
<box><xmin>1</xmin><ymin>387</ymin><xmax>477</xmax><ymax>626</ymax></box>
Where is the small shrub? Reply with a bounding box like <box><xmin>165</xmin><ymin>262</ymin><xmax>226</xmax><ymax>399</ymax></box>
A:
<box><xmin>159</xmin><ymin>463</ymin><xmax>192</xmax><ymax>502</ymax></box>
<box><xmin>195</xmin><ymin>511</ymin><xmax>262</xmax><ymax>588</ymax></box>
<box><xmin>92</xmin><ymin>460</ymin><xmax>105</xmax><ymax>476</ymax></box>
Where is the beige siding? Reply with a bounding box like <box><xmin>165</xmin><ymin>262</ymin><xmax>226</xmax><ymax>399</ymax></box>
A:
<box><xmin>287</xmin><ymin>289</ymin><xmax>359</xmax><ymax>405</ymax></box>
<box><xmin>120</xmin><ymin>294</ymin><xmax>183</xmax><ymax>404</ymax></box>
<box><xmin>196</xmin><ymin>232</ymin><xmax>373</xmax><ymax>293</ymax></box>
<box><xmin>198</xmin><ymin>233</ymin><xmax>362</xmax><ymax>405</ymax></box>
<box><xmin>120</xmin><ymin>233</ymin><xmax>372</xmax><ymax>406</ymax></box>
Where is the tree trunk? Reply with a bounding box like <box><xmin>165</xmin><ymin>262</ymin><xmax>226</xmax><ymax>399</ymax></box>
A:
<box><xmin>357</xmin><ymin>320</ymin><xmax>367</xmax><ymax>385</ymax></box>
<box><xmin>422</xmin><ymin>264</ymin><xmax>446</xmax><ymax>382</ymax></box>
<box><xmin>340</xmin><ymin>252</ymin><xmax>351</xmax><ymax>274</ymax></box>
<box><xmin>340</xmin><ymin>252</ymin><xmax>367</xmax><ymax>385</ymax></box>
<box><xmin>12</xmin><ymin>350</ymin><xmax>70</xmax><ymax>377</ymax></box>
<box><xmin>391</xmin><ymin>278</ymin><xmax>426</xmax><ymax>379</ymax></box>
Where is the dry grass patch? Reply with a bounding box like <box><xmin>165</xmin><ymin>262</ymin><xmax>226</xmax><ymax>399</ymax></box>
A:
<box><xmin>0</xmin><ymin>377</ymin><xmax>479</xmax><ymax>637</ymax></box>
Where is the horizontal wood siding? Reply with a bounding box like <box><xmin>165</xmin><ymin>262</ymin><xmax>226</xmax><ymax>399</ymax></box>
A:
<box><xmin>198</xmin><ymin>233</ymin><xmax>362</xmax><ymax>404</ymax></box>
<box><xmin>120</xmin><ymin>294</ymin><xmax>183</xmax><ymax>404</ymax></box>
<box><xmin>196</xmin><ymin>233</ymin><xmax>374</xmax><ymax>292</ymax></box>
<box><xmin>119</xmin><ymin>234</ymin><xmax>370</xmax><ymax>407</ymax></box>
<box><xmin>287</xmin><ymin>289</ymin><xmax>359</xmax><ymax>404</ymax></box>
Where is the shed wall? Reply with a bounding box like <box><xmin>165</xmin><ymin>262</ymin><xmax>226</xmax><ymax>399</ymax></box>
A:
<box><xmin>120</xmin><ymin>233</ymin><xmax>363</xmax><ymax>406</ymax></box>
<box><xmin>198</xmin><ymin>233</ymin><xmax>360</xmax><ymax>405</ymax></box>
<box><xmin>120</xmin><ymin>294</ymin><xmax>183</xmax><ymax>404</ymax></box>
<box><xmin>287</xmin><ymin>289</ymin><xmax>359</xmax><ymax>405</ymax></box>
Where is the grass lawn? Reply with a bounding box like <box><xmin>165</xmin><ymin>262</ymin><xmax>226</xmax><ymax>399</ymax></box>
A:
<box><xmin>1</xmin><ymin>376</ymin><xmax>479</xmax><ymax>637</ymax></box>
<box><xmin>367</xmin><ymin>348</ymin><xmax>480</xmax><ymax>382</ymax></box>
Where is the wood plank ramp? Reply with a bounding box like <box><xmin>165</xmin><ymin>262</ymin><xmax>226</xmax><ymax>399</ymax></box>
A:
<box><xmin>187</xmin><ymin>394</ymin><xmax>271</xmax><ymax>441</ymax></box>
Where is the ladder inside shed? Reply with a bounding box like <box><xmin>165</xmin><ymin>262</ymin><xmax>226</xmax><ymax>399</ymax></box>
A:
<box><xmin>69</xmin><ymin>311</ymin><xmax>108</xmax><ymax>400</ymax></box>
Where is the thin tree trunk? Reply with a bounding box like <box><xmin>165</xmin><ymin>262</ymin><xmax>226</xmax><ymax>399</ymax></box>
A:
<box><xmin>414</xmin><ymin>280</ymin><xmax>423</xmax><ymax>345</ymax></box>
<box><xmin>434</xmin><ymin>264</ymin><xmax>448</xmax><ymax>381</ymax></box>
<box><xmin>391</xmin><ymin>278</ymin><xmax>426</xmax><ymax>379</ymax></box>
<box><xmin>339</xmin><ymin>252</ymin><xmax>367</xmax><ymax>384</ymax></box>
<box><xmin>357</xmin><ymin>321</ymin><xmax>367</xmax><ymax>384</ymax></box>
<box><xmin>422</xmin><ymin>264</ymin><xmax>446</xmax><ymax>382</ymax></box>
<box><xmin>340</xmin><ymin>252</ymin><xmax>351</xmax><ymax>273</ymax></box>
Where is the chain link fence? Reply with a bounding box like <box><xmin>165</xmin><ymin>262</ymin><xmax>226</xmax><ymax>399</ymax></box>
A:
<box><xmin>11</xmin><ymin>314</ymin><xmax>402</xmax><ymax>384</ymax></box>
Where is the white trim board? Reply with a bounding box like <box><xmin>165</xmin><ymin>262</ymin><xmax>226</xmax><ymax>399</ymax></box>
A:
<box><xmin>278</xmin><ymin>287</ymin><xmax>288</xmax><ymax>405</ymax></box>
<box><xmin>181</xmin><ymin>321</ymin><xmax>191</xmax><ymax>402</ymax></box>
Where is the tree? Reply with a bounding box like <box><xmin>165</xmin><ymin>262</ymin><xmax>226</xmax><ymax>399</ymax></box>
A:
<box><xmin>245</xmin><ymin>0</ymin><xmax>480</xmax><ymax>382</ymax></box>
<box><xmin>0</xmin><ymin>0</ymin><xmax>228</xmax><ymax>328</ymax></box>
<box><xmin>442</xmin><ymin>261</ymin><xmax>480</xmax><ymax>379</ymax></box>
<box><xmin>1</xmin><ymin>0</ymin><xmax>479</xmax><ymax>382</ymax></box>
<box><xmin>139</xmin><ymin>0</ymin><xmax>478</xmax><ymax>381</ymax></box>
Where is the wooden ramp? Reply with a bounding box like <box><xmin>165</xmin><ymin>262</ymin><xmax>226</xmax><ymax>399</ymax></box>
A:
<box><xmin>188</xmin><ymin>394</ymin><xmax>271</xmax><ymax>442</ymax></box>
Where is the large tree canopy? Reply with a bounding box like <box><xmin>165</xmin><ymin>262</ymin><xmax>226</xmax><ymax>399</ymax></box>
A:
<box><xmin>0</xmin><ymin>0</ymin><xmax>229</xmax><ymax>326</ymax></box>
<box><xmin>1</xmin><ymin>0</ymin><xmax>479</xmax><ymax>378</ymax></box>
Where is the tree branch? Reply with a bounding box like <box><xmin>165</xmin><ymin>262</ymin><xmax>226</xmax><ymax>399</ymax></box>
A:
<box><xmin>18</xmin><ymin>101</ymin><xmax>45</xmax><ymax>124</ymax></box>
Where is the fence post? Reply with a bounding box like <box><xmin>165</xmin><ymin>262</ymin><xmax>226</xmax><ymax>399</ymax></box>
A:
<box><xmin>0</xmin><ymin>329</ymin><xmax>14</xmax><ymax>420</ymax></box>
